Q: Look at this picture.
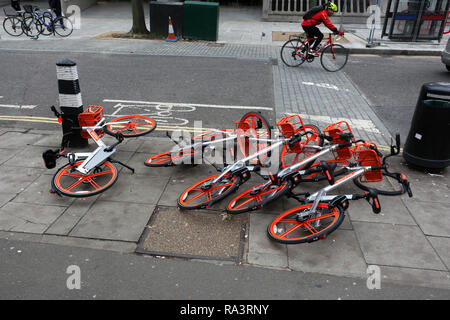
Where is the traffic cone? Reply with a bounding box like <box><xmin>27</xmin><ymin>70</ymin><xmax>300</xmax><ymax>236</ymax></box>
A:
<box><xmin>166</xmin><ymin>16</ymin><xmax>178</xmax><ymax>42</ymax></box>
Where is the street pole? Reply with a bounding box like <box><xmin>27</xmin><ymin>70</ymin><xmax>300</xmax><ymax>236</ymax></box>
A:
<box><xmin>339</xmin><ymin>0</ymin><xmax>347</xmax><ymax>31</ymax></box>
<box><xmin>366</xmin><ymin>0</ymin><xmax>381</xmax><ymax>47</ymax></box>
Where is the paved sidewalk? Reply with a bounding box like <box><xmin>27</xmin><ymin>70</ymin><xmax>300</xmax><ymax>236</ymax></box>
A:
<box><xmin>0</xmin><ymin>2</ymin><xmax>449</xmax><ymax>292</ymax></box>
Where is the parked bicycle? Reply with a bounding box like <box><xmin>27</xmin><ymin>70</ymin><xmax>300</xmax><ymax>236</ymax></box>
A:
<box><xmin>280</xmin><ymin>33</ymin><xmax>349</xmax><ymax>72</ymax></box>
<box><xmin>266</xmin><ymin>137</ymin><xmax>413</xmax><ymax>244</ymax></box>
<box><xmin>2</xmin><ymin>8</ymin><xmax>29</xmax><ymax>37</ymax></box>
<box><xmin>177</xmin><ymin>113</ymin><xmax>326</xmax><ymax>210</ymax></box>
<box><xmin>42</xmin><ymin>105</ymin><xmax>156</xmax><ymax>197</ymax></box>
<box><xmin>21</xmin><ymin>5</ymin><xmax>73</xmax><ymax>38</ymax></box>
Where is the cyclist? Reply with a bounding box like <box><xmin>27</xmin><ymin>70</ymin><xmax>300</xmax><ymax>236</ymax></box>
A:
<box><xmin>301</xmin><ymin>2</ymin><xmax>344</xmax><ymax>57</ymax></box>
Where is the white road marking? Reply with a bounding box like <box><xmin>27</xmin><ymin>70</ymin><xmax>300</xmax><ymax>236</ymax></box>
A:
<box><xmin>0</xmin><ymin>104</ymin><xmax>37</xmax><ymax>109</ymax></box>
<box><xmin>103</xmin><ymin>99</ymin><xmax>274</xmax><ymax>111</ymax></box>
<box><xmin>302</xmin><ymin>81</ymin><xmax>350</xmax><ymax>92</ymax></box>
<box><xmin>286</xmin><ymin>112</ymin><xmax>380</xmax><ymax>134</ymax></box>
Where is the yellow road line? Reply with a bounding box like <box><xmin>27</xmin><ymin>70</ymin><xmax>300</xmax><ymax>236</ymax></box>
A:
<box><xmin>0</xmin><ymin>115</ymin><xmax>400</xmax><ymax>151</ymax></box>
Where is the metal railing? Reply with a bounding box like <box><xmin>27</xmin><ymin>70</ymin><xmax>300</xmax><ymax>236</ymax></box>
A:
<box><xmin>263</xmin><ymin>0</ymin><xmax>378</xmax><ymax>19</ymax></box>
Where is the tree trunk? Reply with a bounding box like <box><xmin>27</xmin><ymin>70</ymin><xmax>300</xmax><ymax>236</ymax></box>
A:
<box><xmin>130</xmin><ymin>0</ymin><xmax>149</xmax><ymax>35</ymax></box>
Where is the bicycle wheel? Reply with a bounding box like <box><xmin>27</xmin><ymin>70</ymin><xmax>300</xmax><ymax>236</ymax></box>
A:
<box><xmin>237</xmin><ymin>112</ymin><xmax>272</xmax><ymax>161</ymax></box>
<box><xmin>320</xmin><ymin>44</ymin><xmax>349</xmax><ymax>72</ymax></box>
<box><xmin>3</xmin><ymin>17</ymin><xmax>24</xmax><ymax>36</ymax></box>
<box><xmin>178</xmin><ymin>173</ymin><xmax>241</xmax><ymax>210</ymax></box>
<box><xmin>105</xmin><ymin>115</ymin><xmax>156</xmax><ymax>137</ymax></box>
<box><xmin>22</xmin><ymin>16</ymin><xmax>43</xmax><ymax>37</ymax></box>
<box><xmin>144</xmin><ymin>149</ymin><xmax>199</xmax><ymax>167</ymax></box>
<box><xmin>52</xmin><ymin>160</ymin><xmax>118</xmax><ymax>197</ymax></box>
<box><xmin>352</xmin><ymin>171</ymin><xmax>408</xmax><ymax>196</ymax></box>
<box><xmin>281</xmin><ymin>124</ymin><xmax>323</xmax><ymax>169</ymax></box>
<box><xmin>53</xmin><ymin>16</ymin><xmax>73</xmax><ymax>37</ymax></box>
<box><xmin>280</xmin><ymin>38</ymin><xmax>307</xmax><ymax>67</ymax></box>
<box><xmin>267</xmin><ymin>202</ymin><xmax>345</xmax><ymax>244</ymax></box>
<box><xmin>226</xmin><ymin>179</ymin><xmax>292</xmax><ymax>214</ymax></box>
<box><xmin>40</xmin><ymin>14</ymin><xmax>54</xmax><ymax>36</ymax></box>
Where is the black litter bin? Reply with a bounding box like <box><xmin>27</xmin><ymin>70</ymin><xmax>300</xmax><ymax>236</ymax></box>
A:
<box><xmin>149</xmin><ymin>1</ymin><xmax>183</xmax><ymax>39</ymax></box>
<box><xmin>403</xmin><ymin>82</ymin><xmax>450</xmax><ymax>169</ymax></box>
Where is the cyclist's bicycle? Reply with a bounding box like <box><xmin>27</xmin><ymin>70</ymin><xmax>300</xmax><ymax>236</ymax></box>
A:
<box><xmin>266</xmin><ymin>138</ymin><xmax>413</xmax><ymax>244</ymax></box>
<box><xmin>42</xmin><ymin>105</ymin><xmax>156</xmax><ymax>197</ymax></box>
<box><xmin>280</xmin><ymin>33</ymin><xmax>349</xmax><ymax>72</ymax></box>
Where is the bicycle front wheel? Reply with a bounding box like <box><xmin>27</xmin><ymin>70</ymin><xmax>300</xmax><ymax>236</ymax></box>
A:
<box><xmin>280</xmin><ymin>38</ymin><xmax>307</xmax><ymax>67</ymax></box>
<box><xmin>53</xmin><ymin>16</ymin><xmax>73</xmax><ymax>37</ymax></box>
<box><xmin>178</xmin><ymin>173</ymin><xmax>241</xmax><ymax>210</ymax></box>
<box><xmin>267</xmin><ymin>202</ymin><xmax>345</xmax><ymax>244</ymax></box>
<box><xmin>320</xmin><ymin>44</ymin><xmax>349</xmax><ymax>72</ymax></box>
<box><xmin>3</xmin><ymin>17</ymin><xmax>24</xmax><ymax>36</ymax></box>
<box><xmin>22</xmin><ymin>17</ymin><xmax>43</xmax><ymax>37</ymax></box>
<box><xmin>226</xmin><ymin>179</ymin><xmax>292</xmax><ymax>214</ymax></box>
<box><xmin>105</xmin><ymin>115</ymin><xmax>156</xmax><ymax>137</ymax></box>
<box><xmin>237</xmin><ymin>112</ymin><xmax>272</xmax><ymax>161</ymax></box>
<box><xmin>52</xmin><ymin>160</ymin><xmax>118</xmax><ymax>197</ymax></box>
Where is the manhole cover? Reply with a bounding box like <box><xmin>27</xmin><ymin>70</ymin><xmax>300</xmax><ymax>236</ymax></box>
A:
<box><xmin>136</xmin><ymin>206</ymin><xmax>247</xmax><ymax>263</ymax></box>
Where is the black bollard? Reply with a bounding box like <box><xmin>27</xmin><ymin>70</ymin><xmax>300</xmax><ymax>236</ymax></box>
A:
<box><xmin>56</xmin><ymin>59</ymin><xmax>88</xmax><ymax>148</ymax></box>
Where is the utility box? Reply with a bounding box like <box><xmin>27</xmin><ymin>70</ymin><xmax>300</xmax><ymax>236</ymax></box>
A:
<box><xmin>183</xmin><ymin>1</ymin><xmax>219</xmax><ymax>41</ymax></box>
<box><xmin>149</xmin><ymin>1</ymin><xmax>183</xmax><ymax>39</ymax></box>
<box><xmin>403</xmin><ymin>82</ymin><xmax>450</xmax><ymax>169</ymax></box>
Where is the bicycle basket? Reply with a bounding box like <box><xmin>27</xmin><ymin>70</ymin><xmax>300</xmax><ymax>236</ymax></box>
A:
<box><xmin>4</xmin><ymin>8</ymin><xmax>19</xmax><ymax>16</ymax></box>
<box><xmin>234</xmin><ymin>119</ymin><xmax>257</xmax><ymax>131</ymax></box>
<box><xmin>352</xmin><ymin>142</ymin><xmax>383</xmax><ymax>183</ymax></box>
<box><xmin>323</xmin><ymin>121</ymin><xmax>355</xmax><ymax>160</ymax></box>
<box><xmin>78</xmin><ymin>105</ymin><xmax>104</xmax><ymax>139</ymax></box>
<box><xmin>23</xmin><ymin>5</ymin><xmax>36</xmax><ymax>13</ymax></box>
<box><xmin>276</xmin><ymin>114</ymin><xmax>318</xmax><ymax>153</ymax></box>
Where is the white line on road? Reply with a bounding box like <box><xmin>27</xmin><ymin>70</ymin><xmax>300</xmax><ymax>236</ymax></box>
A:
<box><xmin>286</xmin><ymin>112</ymin><xmax>381</xmax><ymax>134</ymax></box>
<box><xmin>0</xmin><ymin>104</ymin><xmax>37</xmax><ymax>109</ymax></box>
<box><xmin>103</xmin><ymin>99</ymin><xmax>274</xmax><ymax>111</ymax></box>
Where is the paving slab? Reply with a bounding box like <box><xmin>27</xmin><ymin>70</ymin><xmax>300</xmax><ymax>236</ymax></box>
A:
<box><xmin>246</xmin><ymin>212</ymin><xmax>288</xmax><ymax>269</ymax></box>
<box><xmin>287</xmin><ymin>229</ymin><xmax>368</xmax><ymax>278</ymax></box>
<box><xmin>0</xmin><ymin>202</ymin><xmax>66</xmax><ymax>234</ymax></box>
<box><xmin>0</xmin><ymin>132</ymin><xmax>44</xmax><ymax>149</ymax></box>
<box><xmin>44</xmin><ymin>196</ymin><xmax>99</xmax><ymax>236</ymax></box>
<box><xmin>98</xmin><ymin>173</ymin><xmax>169</xmax><ymax>205</ymax></box>
<box><xmin>0</xmin><ymin>166</ymin><xmax>44</xmax><ymax>194</ymax></box>
<box><xmin>405</xmin><ymin>200</ymin><xmax>450</xmax><ymax>237</ymax></box>
<box><xmin>353</xmin><ymin>222</ymin><xmax>447</xmax><ymax>271</ymax></box>
<box><xmin>348</xmin><ymin>196</ymin><xmax>416</xmax><ymax>226</ymax></box>
<box><xmin>12</xmin><ymin>174</ymin><xmax>75</xmax><ymax>207</ymax></box>
<box><xmin>379</xmin><ymin>266</ymin><xmax>450</xmax><ymax>290</ymax></box>
<box><xmin>69</xmin><ymin>200</ymin><xmax>155</xmax><ymax>242</ymax></box>
<box><xmin>4</xmin><ymin>145</ymin><xmax>62</xmax><ymax>170</ymax></box>
<box><xmin>427</xmin><ymin>236</ymin><xmax>450</xmax><ymax>272</ymax></box>
<box><xmin>0</xmin><ymin>192</ymin><xmax>16</xmax><ymax>208</ymax></box>
<box><xmin>0</xmin><ymin>148</ymin><xmax>20</xmax><ymax>165</ymax></box>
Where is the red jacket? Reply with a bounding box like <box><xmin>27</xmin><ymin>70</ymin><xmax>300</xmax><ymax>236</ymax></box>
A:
<box><xmin>301</xmin><ymin>9</ymin><xmax>337</xmax><ymax>31</ymax></box>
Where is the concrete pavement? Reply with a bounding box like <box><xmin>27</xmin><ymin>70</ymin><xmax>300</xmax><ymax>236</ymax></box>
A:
<box><xmin>0</xmin><ymin>1</ymin><xmax>449</xmax><ymax>295</ymax></box>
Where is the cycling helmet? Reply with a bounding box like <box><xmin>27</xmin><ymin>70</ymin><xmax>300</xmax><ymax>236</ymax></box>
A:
<box><xmin>327</xmin><ymin>2</ymin><xmax>338</xmax><ymax>12</ymax></box>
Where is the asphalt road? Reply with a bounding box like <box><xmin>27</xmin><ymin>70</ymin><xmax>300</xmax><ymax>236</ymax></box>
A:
<box><xmin>1</xmin><ymin>238</ymin><xmax>449</xmax><ymax>301</ymax></box>
<box><xmin>0</xmin><ymin>51</ymin><xmax>275</xmax><ymax>134</ymax></box>
<box><xmin>343</xmin><ymin>54</ymin><xmax>450</xmax><ymax>141</ymax></box>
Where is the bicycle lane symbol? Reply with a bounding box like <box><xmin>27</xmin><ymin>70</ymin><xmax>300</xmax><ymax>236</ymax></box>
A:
<box><xmin>106</xmin><ymin>102</ymin><xmax>196</xmax><ymax>127</ymax></box>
